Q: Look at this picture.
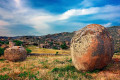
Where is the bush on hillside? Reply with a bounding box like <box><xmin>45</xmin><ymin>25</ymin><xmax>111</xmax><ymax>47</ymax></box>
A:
<box><xmin>13</xmin><ymin>40</ymin><xmax>23</xmax><ymax>46</ymax></box>
<box><xmin>55</xmin><ymin>52</ymin><xmax>59</xmax><ymax>55</ymax></box>
<box><xmin>52</xmin><ymin>46</ymin><xmax>58</xmax><ymax>50</ymax></box>
<box><xmin>60</xmin><ymin>42</ymin><xmax>68</xmax><ymax>49</ymax></box>
<box><xmin>26</xmin><ymin>48</ymin><xmax>32</xmax><ymax>54</ymax></box>
<box><xmin>0</xmin><ymin>47</ymin><xmax>4</xmax><ymax>56</ymax></box>
<box><xmin>0</xmin><ymin>40</ymin><xmax>9</xmax><ymax>44</ymax></box>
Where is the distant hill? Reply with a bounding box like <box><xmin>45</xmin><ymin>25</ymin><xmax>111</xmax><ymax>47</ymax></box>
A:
<box><xmin>107</xmin><ymin>26</ymin><xmax>120</xmax><ymax>52</ymax></box>
<box><xmin>40</xmin><ymin>32</ymin><xmax>75</xmax><ymax>42</ymax></box>
<box><xmin>0</xmin><ymin>26</ymin><xmax>120</xmax><ymax>52</ymax></box>
<box><xmin>38</xmin><ymin>26</ymin><xmax>120</xmax><ymax>52</ymax></box>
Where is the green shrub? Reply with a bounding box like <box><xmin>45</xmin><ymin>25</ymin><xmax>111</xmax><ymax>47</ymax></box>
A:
<box><xmin>66</xmin><ymin>58</ymin><xmax>72</xmax><ymax>63</ymax></box>
<box><xmin>26</xmin><ymin>48</ymin><xmax>32</xmax><ymax>54</ymax></box>
<box><xmin>29</xmin><ymin>73</ymin><xmax>37</xmax><ymax>79</ymax></box>
<box><xmin>13</xmin><ymin>40</ymin><xmax>23</xmax><ymax>46</ymax></box>
<box><xmin>0</xmin><ymin>59</ymin><xmax>5</xmax><ymax>62</ymax></box>
<box><xmin>18</xmin><ymin>71</ymin><xmax>38</xmax><ymax>79</ymax></box>
<box><xmin>114</xmin><ymin>49</ymin><xmax>120</xmax><ymax>53</ymax></box>
<box><xmin>0</xmin><ymin>74</ymin><xmax>11</xmax><ymax>80</ymax></box>
<box><xmin>60</xmin><ymin>42</ymin><xmax>68</xmax><ymax>49</ymax></box>
<box><xmin>0</xmin><ymin>47</ymin><xmax>4</xmax><ymax>56</ymax></box>
<box><xmin>115</xmin><ymin>53</ymin><xmax>120</xmax><ymax>55</ymax></box>
<box><xmin>18</xmin><ymin>71</ymin><xmax>29</xmax><ymax>77</ymax></box>
<box><xmin>53</xmin><ymin>46</ymin><xmax>58</xmax><ymax>50</ymax></box>
<box><xmin>55</xmin><ymin>52</ymin><xmax>59</xmax><ymax>55</ymax></box>
<box><xmin>1</xmin><ymin>67</ymin><xmax>11</xmax><ymax>72</ymax></box>
<box><xmin>0</xmin><ymin>41</ymin><xmax>4</xmax><ymax>44</ymax></box>
<box><xmin>58</xmin><ymin>72</ymin><xmax>64</xmax><ymax>77</ymax></box>
<box><xmin>4</xmin><ymin>41</ymin><xmax>9</xmax><ymax>44</ymax></box>
<box><xmin>0</xmin><ymin>40</ymin><xmax>9</xmax><ymax>44</ymax></box>
<box><xmin>51</xmin><ymin>67</ymin><xmax>59</xmax><ymax>72</ymax></box>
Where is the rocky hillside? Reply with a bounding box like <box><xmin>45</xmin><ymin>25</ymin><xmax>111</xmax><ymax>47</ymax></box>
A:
<box><xmin>42</xmin><ymin>26</ymin><xmax>119</xmax><ymax>52</ymax></box>
<box><xmin>107</xmin><ymin>26</ymin><xmax>120</xmax><ymax>52</ymax></box>
<box><xmin>0</xmin><ymin>26</ymin><xmax>120</xmax><ymax>52</ymax></box>
<box><xmin>37</xmin><ymin>26</ymin><xmax>120</xmax><ymax>51</ymax></box>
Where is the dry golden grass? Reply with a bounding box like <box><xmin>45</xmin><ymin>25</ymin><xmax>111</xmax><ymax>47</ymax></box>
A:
<box><xmin>27</xmin><ymin>45</ymin><xmax>70</xmax><ymax>54</ymax></box>
<box><xmin>0</xmin><ymin>51</ymin><xmax>120</xmax><ymax>80</ymax></box>
<box><xmin>0</xmin><ymin>55</ymin><xmax>72</xmax><ymax>80</ymax></box>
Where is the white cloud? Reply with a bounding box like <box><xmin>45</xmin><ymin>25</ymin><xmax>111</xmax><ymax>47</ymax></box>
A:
<box><xmin>14</xmin><ymin>0</ymin><xmax>23</xmax><ymax>9</ymax></box>
<box><xmin>28</xmin><ymin>15</ymin><xmax>54</xmax><ymax>29</ymax></box>
<box><xmin>14</xmin><ymin>0</ymin><xmax>21</xmax><ymax>5</ymax></box>
<box><xmin>0</xmin><ymin>20</ymin><xmax>12</xmax><ymax>36</ymax></box>
<box><xmin>59</xmin><ymin>5</ymin><xmax>120</xmax><ymax>20</ymax></box>
<box><xmin>80</xmin><ymin>0</ymin><xmax>94</xmax><ymax>7</ymax></box>
<box><xmin>0</xmin><ymin>0</ymin><xmax>120</xmax><ymax>36</ymax></box>
<box><xmin>0</xmin><ymin>20</ymin><xmax>9</xmax><ymax>26</ymax></box>
<box><xmin>0</xmin><ymin>0</ymin><xmax>58</xmax><ymax>35</ymax></box>
<box><xmin>103</xmin><ymin>23</ymin><xmax>112</xmax><ymax>27</ymax></box>
<box><xmin>0</xmin><ymin>7</ymin><xmax>14</xmax><ymax>19</ymax></box>
<box><xmin>59</xmin><ymin>7</ymin><xmax>99</xmax><ymax>20</ymax></box>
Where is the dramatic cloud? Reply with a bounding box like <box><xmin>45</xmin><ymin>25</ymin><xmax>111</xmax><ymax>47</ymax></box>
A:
<box><xmin>59</xmin><ymin>5</ymin><xmax>120</xmax><ymax>20</ymax></box>
<box><xmin>0</xmin><ymin>0</ymin><xmax>57</xmax><ymax>35</ymax></box>
<box><xmin>0</xmin><ymin>0</ymin><xmax>120</xmax><ymax>36</ymax></box>
<box><xmin>59</xmin><ymin>7</ymin><xmax>99</xmax><ymax>20</ymax></box>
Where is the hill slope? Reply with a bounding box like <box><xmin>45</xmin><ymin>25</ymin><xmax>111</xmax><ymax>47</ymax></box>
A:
<box><xmin>107</xmin><ymin>26</ymin><xmax>120</xmax><ymax>52</ymax></box>
<box><xmin>39</xmin><ymin>26</ymin><xmax>120</xmax><ymax>52</ymax></box>
<box><xmin>0</xmin><ymin>26</ymin><xmax>119</xmax><ymax>52</ymax></box>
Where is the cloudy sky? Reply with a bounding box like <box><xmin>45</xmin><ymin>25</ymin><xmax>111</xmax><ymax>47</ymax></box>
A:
<box><xmin>0</xmin><ymin>0</ymin><xmax>120</xmax><ymax>36</ymax></box>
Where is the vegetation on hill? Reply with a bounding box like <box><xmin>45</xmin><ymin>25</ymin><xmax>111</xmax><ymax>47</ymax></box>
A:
<box><xmin>0</xmin><ymin>40</ymin><xmax>9</xmax><ymax>44</ymax></box>
<box><xmin>26</xmin><ymin>48</ymin><xmax>32</xmax><ymax>54</ymax></box>
<box><xmin>0</xmin><ymin>26</ymin><xmax>119</xmax><ymax>52</ymax></box>
<box><xmin>0</xmin><ymin>47</ymin><xmax>4</xmax><ymax>56</ymax></box>
<box><xmin>13</xmin><ymin>40</ymin><xmax>23</xmax><ymax>46</ymax></box>
<box><xmin>60</xmin><ymin>42</ymin><xmax>68</xmax><ymax>49</ymax></box>
<box><xmin>107</xmin><ymin>26</ymin><xmax>120</xmax><ymax>52</ymax></box>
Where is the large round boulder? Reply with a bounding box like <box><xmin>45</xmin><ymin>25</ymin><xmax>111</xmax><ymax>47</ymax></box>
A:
<box><xmin>4</xmin><ymin>46</ymin><xmax>27</xmax><ymax>62</ymax></box>
<box><xmin>71</xmin><ymin>24</ymin><xmax>114</xmax><ymax>71</ymax></box>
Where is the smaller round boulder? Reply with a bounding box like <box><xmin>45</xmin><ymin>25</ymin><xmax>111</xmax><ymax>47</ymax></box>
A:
<box><xmin>4</xmin><ymin>46</ymin><xmax>27</xmax><ymax>62</ymax></box>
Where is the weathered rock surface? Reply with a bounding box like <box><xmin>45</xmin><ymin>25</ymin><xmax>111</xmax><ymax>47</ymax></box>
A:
<box><xmin>4</xmin><ymin>46</ymin><xmax>27</xmax><ymax>62</ymax></box>
<box><xmin>71</xmin><ymin>24</ymin><xmax>114</xmax><ymax>71</ymax></box>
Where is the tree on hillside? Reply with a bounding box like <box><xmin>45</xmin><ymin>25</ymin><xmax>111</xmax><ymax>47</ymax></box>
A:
<box><xmin>60</xmin><ymin>42</ymin><xmax>68</xmax><ymax>49</ymax></box>
<box><xmin>0</xmin><ymin>40</ymin><xmax>9</xmax><ymax>44</ymax></box>
<box><xmin>0</xmin><ymin>47</ymin><xmax>4</xmax><ymax>56</ymax></box>
<box><xmin>13</xmin><ymin>40</ymin><xmax>23</xmax><ymax>46</ymax></box>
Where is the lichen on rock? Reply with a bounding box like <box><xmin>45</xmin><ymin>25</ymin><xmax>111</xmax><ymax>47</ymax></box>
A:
<box><xmin>4</xmin><ymin>44</ymin><xmax>27</xmax><ymax>62</ymax></box>
<box><xmin>71</xmin><ymin>24</ymin><xmax>114</xmax><ymax>71</ymax></box>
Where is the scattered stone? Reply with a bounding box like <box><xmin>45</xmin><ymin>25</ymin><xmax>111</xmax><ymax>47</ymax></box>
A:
<box><xmin>71</xmin><ymin>24</ymin><xmax>114</xmax><ymax>71</ymax></box>
<box><xmin>4</xmin><ymin>46</ymin><xmax>27</xmax><ymax>62</ymax></box>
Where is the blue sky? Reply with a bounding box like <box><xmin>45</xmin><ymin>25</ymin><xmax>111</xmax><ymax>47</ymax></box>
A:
<box><xmin>0</xmin><ymin>0</ymin><xmax>120</xmax><ymax>36</ymax></box>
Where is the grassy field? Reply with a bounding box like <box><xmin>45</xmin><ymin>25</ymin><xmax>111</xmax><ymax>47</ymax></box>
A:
<box><xmin>27</xmin><ymin>46</ymin><xmax>70</xmax><ymax>54</ymax></box>
<box><xmin>0</xmin><ymin>48</ymin><xmax>120</xmax><ymax>80</ymax></box>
